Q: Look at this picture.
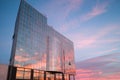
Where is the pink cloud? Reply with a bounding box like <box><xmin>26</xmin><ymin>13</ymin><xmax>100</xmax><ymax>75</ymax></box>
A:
<box><xmin>75</xmin><ymin>53</ymin><xmax>120</xmax><ymax>80</ymax></box>
<box><xmin>59</xmin><ymin>1</ymin><xmax>110</xmax><ymax>32</ymax></box>
<box><xmin>96</xmin><ymin>48</ymin><xmax>118</xmax><ymax>54</ymax></box>
<box><xmin>80</xmin><ymin>1</ymin><xmax>109</xmax><ymax>22</ymax></box>
<box><xmin>69</xmin><ymin>24</ymin><xmax>120</xmax><ymax>50</ymax></box>
<box><xmin>44</xmin><ymin>0</ymin><xmax>82</xmax><ymax>21</ymax></box>
<box><xmin>76</xmin><ymin>69</ymin><xmax>120</xmax><ymax>80</ymax></box>
<box><xmin>75</xmin><ymin>69</ymin><xmax>104</xmax><ymax>80</ymax></box>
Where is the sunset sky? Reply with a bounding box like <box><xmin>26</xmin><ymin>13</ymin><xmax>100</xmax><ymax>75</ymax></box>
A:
<box><xmin>76</xmin><ymin>53</ymin><xmax>120</xmax><ymax>80</ymax></box>
<box><xmin>0</xmin><ymin>0</ymin><xmax>120</xmax><ymax>64</ymax></box>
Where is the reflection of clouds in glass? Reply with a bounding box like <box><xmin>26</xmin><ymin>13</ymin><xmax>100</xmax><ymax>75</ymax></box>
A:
<box><xmin>12</xmin><ymin>0</ymin><xmax>76</xmax><ymax>75</ymax></box>
<box><xmin>15</xmin><ymin>55</ymin><xmax>30</xmax><ymax>62</ymax></box>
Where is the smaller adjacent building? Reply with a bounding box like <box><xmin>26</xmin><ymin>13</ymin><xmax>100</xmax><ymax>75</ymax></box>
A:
<box><xmin>0</xmin><ymin>64</ymin><xmax>8</xmax><ymax>80</ymax></box>
<box><xmin>8</xmin><ymin>0</ymin><xmax>76</xmax><ymax>80</ymax></box>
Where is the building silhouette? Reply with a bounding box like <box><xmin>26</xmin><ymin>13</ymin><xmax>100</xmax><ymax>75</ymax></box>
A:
<box><xmin>8</xmin><ymin>0</ymin><xmax>76</xmax><ymax>80</ymax></box>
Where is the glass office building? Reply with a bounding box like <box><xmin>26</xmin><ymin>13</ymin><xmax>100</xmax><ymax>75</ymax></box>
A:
<box><xmin>8</xmin><ymin>0</ymin><xmax>75</xmax><ymax>80</ymax></box>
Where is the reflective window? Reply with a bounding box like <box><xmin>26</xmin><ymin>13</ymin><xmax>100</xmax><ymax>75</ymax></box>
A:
<box><xmin>16</xmin><ymin>68</ymin><xmax>31</xmax><ymax>79</ymax></box>
<box><xmin>12</xmin><ymin>0</ymin><xmax>75</xmax><ymax>74</ymax></box>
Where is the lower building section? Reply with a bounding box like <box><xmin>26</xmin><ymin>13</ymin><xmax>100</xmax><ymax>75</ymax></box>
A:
<box><xmin>7</xmin><ymin>65</ymin><xmax>75</xmax><ymax>80</ymax></box>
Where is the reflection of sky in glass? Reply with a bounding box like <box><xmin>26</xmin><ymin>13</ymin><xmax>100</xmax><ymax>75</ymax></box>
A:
<box><xmin>11</xmin><ymin>0</ymin><xmax>75</xmax><ymax>74</ymax></box>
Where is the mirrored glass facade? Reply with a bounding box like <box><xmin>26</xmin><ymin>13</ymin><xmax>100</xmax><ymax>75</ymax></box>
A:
<box><xmin>10</xmin><ymin>0</ymin><xmax>75</xmax><ymax>75</ymax></box>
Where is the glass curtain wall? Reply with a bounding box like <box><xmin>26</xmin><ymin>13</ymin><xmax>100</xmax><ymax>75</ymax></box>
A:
<box><xmin>11</xmin><ymin>0</ymin><xmax>75</xmax><ymax>75</ymax></box>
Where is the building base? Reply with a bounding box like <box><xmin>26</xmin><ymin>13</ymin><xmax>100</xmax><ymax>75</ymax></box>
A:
<box><xmin>7</xmin><ymin>65</ymin><xmax>75</xmax><ymax>80</ymax></box>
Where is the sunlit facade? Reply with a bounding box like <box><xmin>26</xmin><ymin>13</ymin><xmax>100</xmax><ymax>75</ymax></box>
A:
<box><xmin>8</xmin><ymin>0</ymin><xmax>75</xmax><ymax>80</ymax></box>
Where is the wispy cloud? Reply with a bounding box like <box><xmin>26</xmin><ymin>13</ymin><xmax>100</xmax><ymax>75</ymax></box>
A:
<box><xmin>59</xmin><ymin>0</ymin><xmax>110</xmax><ymax>32</ymax></box>
<box><xmin>96</xmin><ymin>48</ymin><xmax>118</xmax><ymax>54</ymax></box>
<box><xmin>76</xmin><ymin>53</ymin><xmax>120</xmax><ymax>80</ymax></box>
<box><xmin>71</xmin><ymin>24</ymin><xmax>119</xmax><ymax>49</ymax></box>
<box><xmin>80</xmin><ymin>1</ymin><xmax>109</xmax><ymax>22</ymax></box>
<box><xmin>44</xmin><ymin>0</ymin><xmax>82</xmax><ymax>21</ymax></box>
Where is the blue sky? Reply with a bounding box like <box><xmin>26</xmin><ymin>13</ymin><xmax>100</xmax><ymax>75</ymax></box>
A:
<box><xmin>0</xmin><ymin>0</ymin><xmax>120</xmax><ymax>64</ymax></box>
